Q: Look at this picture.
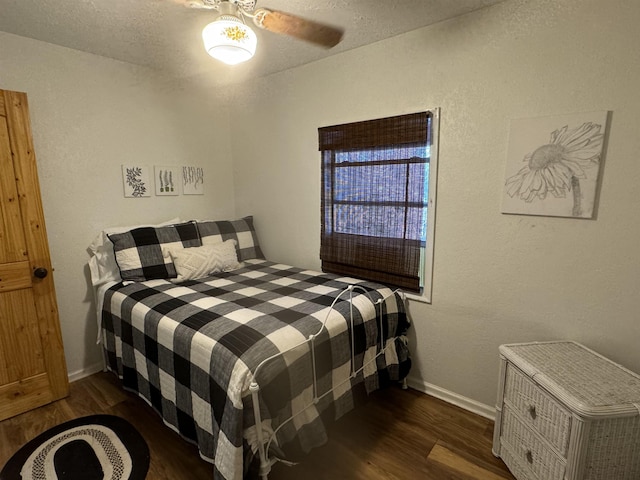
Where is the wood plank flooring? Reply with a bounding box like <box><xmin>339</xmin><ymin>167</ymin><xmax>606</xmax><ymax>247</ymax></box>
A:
<box><xmin>0</xmin><ymin>372</ymin><xmax>515</xmax><ymax>479</ymax></box>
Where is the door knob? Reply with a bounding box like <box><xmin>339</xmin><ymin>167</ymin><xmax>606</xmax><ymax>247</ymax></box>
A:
<box><xmin>34</xmin><ymin>267</ymin><xmax>48</xmax><ymax>279</ymax></box>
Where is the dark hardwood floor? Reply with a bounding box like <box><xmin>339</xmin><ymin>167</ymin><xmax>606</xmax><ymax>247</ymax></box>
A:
<box><xmin>0</xmin><ymin>372</ymin><xmax>515</xmax><ymax>479</ymax></box>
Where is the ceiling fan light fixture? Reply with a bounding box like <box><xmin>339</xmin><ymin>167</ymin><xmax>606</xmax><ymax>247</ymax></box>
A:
<box><xmin>202</xmin><ymin>15</ymin><xmax>257</xmax><ymax>65</ymax></box>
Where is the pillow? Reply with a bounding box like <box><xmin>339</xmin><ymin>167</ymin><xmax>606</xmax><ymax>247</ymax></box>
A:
<box><xmin>87</xmin><ymin>217</ymin><xmax>181</xmax><ymax>286</ymax></box>
<box><xmin>197</xmin><ymin>216</ymin><xmax>264</xmax><ymax>261</ymax></box>
<box><xmin>168</xmin><ymin>240</ymin><xmax>240</xmax><ymax>282</ymax></box>
<box><xmin>108</xmin><ymin>221</ymin><xmax>201</xmax><ymax>281</ymax></box>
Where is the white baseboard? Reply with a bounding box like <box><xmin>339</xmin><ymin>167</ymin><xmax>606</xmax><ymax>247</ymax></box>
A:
<box><xmin>66</xmin><ymin>366</ymin><xmax>496</xmax><ymax>421</ymax></box>
<box><xmin>67</xmin><ymin>362</ymin><xmax>104</xmax><ymax>383</ymax></box>
<box><xmin>406</xmin><ymin>375</ymin><xmax>496</xmax><ymax>421</ymax></box>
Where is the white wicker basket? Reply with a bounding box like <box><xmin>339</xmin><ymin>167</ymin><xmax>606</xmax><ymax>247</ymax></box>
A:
<box><xmin>493</xmin><ymin>341</ymin><xmax>640</xmax><ymax>480</ymax></box>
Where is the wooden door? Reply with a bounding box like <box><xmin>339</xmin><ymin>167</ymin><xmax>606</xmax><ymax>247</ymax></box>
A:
<box><xmin>0</xmin><ymin>89</ymin><xmax>68</xmax><ymax>421</ymax></box>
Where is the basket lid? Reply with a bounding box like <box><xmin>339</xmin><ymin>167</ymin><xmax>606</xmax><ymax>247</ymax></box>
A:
<box><xmin>500</xmin><ymin>341</ymin><xmax>640</xmax><ymax>418</ymax></box>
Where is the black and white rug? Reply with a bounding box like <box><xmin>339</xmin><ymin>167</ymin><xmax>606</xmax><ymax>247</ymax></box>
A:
<box><xmin>0</xmin><ymin>415</ymin><xmax>149</xmax><ymax>480</ymax></box>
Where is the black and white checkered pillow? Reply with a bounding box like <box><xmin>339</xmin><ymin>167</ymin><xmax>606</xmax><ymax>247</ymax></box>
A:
<box><xmin>196</xmin><ymin>216</ymin><xmax>264</xmax><ymax>261</ymax></box>
<box><xmin>108</xmin><ymin>222</ymin><xmax>201</xmax><ymax>281</ymax></box>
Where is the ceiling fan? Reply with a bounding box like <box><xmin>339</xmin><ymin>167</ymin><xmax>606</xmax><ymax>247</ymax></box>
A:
<box><xmin>175</xmin><ymin>0</ymin><xmax>345</xmax><ymax>65</ymax></box>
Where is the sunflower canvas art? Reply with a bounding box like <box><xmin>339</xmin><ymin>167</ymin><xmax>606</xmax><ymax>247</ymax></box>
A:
<box><xmin>502</xmin><ymin>111</ymin><xmax>608</xmax><ymax>218</ymax></box>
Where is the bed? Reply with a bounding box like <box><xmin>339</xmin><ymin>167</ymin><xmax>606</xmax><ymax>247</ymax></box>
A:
<box><xmin>89</xmin><ymin>216</ymin><xmax>411</xmax><ymax>480</ymax></box>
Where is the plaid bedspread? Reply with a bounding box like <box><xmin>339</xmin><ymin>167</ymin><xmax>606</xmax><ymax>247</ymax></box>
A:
<box><xmin>101</xmin><ymin>259</ymin><xmax>409</xmax><ymax>480</ymax></box>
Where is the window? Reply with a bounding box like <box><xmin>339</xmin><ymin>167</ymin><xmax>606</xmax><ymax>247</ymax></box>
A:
<box><xmin>318</xmin><ymin>110</ymin><xmax>438</xmax><ymax>298</ymax></box>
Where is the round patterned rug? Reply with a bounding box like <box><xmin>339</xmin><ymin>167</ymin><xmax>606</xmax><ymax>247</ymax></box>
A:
<box><xmin>0</xmin><ymin>415</ymin><xmax>149</xmax><ymax>480</ymax></box>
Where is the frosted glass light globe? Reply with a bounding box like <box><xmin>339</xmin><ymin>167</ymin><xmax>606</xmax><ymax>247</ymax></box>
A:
<box><xmin>202</xmin><ymin>18</ymin><xmax>257</xmax><ymax>65</ymax></box>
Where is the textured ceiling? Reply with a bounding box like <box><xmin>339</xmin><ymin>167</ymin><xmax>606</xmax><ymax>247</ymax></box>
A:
<box><xmin>0</xmin><ymin>0</ymin><xmax>505</xmax><ymax>86</ymax></box>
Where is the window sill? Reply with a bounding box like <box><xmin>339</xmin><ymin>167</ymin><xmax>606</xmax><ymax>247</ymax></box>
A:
<box><xmin>403</xmin><ymin>291</ymin><xmax>431</xmax><ymax>304</ymax></box>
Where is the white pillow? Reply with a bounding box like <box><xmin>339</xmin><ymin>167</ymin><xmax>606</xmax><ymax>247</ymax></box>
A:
<box><xmin>168</xmin><ymin>240</ymin><xmax>240</xmax><ymax>282</ymax></box>
<box><xmin>88</xmin><ymin>217</ymin><xmax>181</xmax><ymax>286</ymax></box>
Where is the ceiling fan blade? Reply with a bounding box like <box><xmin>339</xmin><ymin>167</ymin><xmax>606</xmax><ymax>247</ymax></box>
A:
<box><xmin>259</xmin><ymin>10</ymin><xmax>344</xmax><ymax>48</ymax></box>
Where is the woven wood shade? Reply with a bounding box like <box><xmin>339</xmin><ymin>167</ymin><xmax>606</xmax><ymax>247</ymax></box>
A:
<box><xmin>318</xmin><ymin>112</ymin><xmax>428</xmax><ymax>150</ymax></box>
<box><xmin>319</xmin><ymin>112</ymin><xmax>430</xmax><ymax>292</ymax></box>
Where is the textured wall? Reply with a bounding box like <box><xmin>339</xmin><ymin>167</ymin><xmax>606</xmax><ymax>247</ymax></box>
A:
<box><xmin>2</xmin><ymin>0</ymin><xmax>639</xmax><ymax>413</ymax></box>
<box><xmin>229</xmin><ymin>0</ymin><xmax>640</xmax><ymax>410</ymax></box>
<box><xmin>0</xmin><ymin>32</ymin><xmax>235</xmax><ymax>377</ymax></box>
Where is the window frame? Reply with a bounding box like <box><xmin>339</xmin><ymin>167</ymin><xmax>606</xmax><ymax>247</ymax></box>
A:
<box><xmin>319</xmin><ymin>108</ymin><xmax>439</xmax><ymax>302</ymax></box>
<box><xmin>411</xmin><ymin>107</ymin><xmax>439</xmax><ymax>304</ymax></box>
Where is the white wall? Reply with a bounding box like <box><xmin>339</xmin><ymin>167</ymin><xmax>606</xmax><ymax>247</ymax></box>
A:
<box><xmin>0</xmin><ymin>32</ymin><xmax>235</xmax><ymax>378</ymax></box>
<box><xmin>229</xmin><ymin>0</ymin><xmax>640</xmax><ymax>409</ymax></box>
<box><xmin>2</xmin><ymin>0</ymin><xmax>639</xmax><ymax>414</ymax></box>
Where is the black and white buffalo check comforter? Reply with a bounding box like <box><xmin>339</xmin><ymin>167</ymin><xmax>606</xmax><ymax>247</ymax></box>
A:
<box><xmin>101</xmin><ymin>259</ymin><xmax>410</xmax><ymax>480</ymax></box>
